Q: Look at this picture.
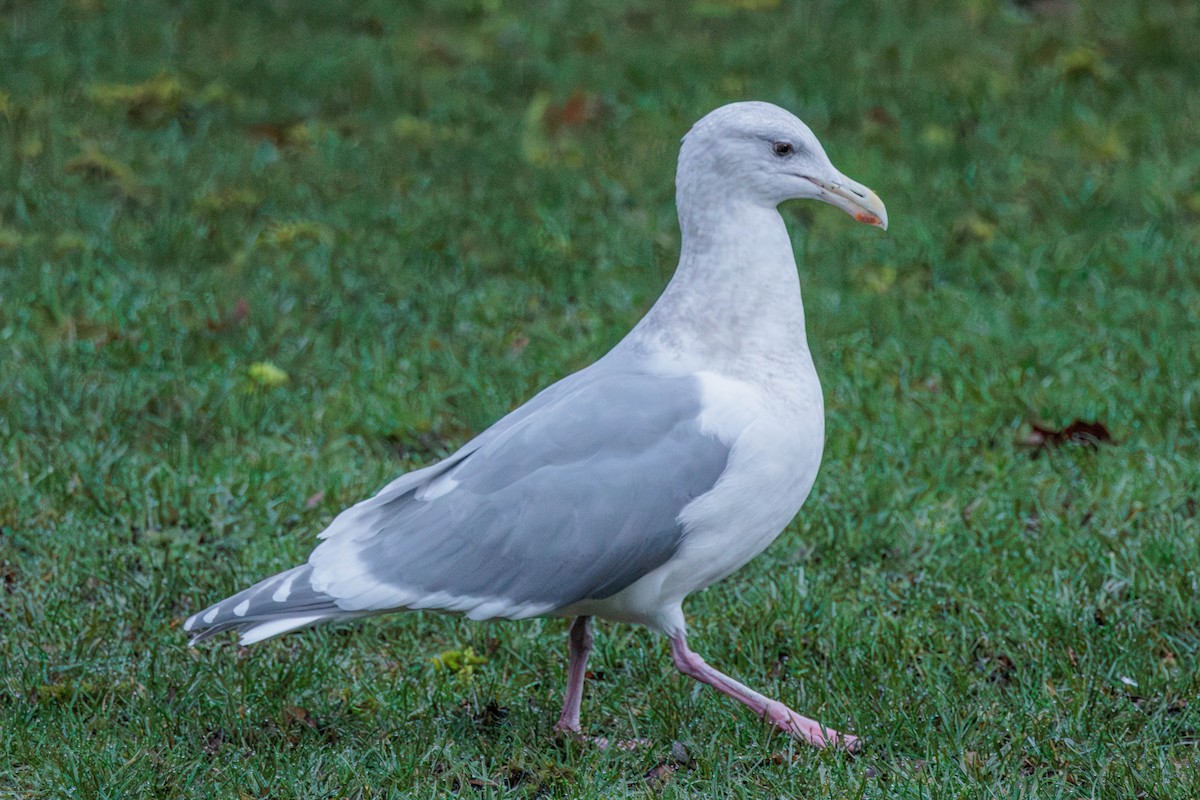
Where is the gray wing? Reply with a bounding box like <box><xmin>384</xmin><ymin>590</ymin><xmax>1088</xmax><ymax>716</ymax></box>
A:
<box><xmin>307</xmin><ymin>368</ymin><xmax>730</xmax><ymax>619</ymax></box>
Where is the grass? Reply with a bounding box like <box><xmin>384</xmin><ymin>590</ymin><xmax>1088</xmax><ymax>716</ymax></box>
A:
<box><xmin>2</xmin><ymin>0</ymin><xmax>1199</xmax><ymax>796</ymax></box>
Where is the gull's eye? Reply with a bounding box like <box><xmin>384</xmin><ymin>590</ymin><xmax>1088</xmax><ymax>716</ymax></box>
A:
<box><xmin>772</xmin><ymin>141</ymin><xmax>794</xmax><ymax>157</ymax></box>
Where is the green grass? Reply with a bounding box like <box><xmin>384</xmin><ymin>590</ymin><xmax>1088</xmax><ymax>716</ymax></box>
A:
<box><xmin>3</xmin><ymin>0</ymin><xmax>1200</xmax><ymax>796</ymax></box>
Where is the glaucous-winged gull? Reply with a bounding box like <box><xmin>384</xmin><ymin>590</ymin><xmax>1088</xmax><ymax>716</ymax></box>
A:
<box><xmin>186</xmin><ymin>101</ymin><xmax>888</xmax><ymax>751</ymax></box>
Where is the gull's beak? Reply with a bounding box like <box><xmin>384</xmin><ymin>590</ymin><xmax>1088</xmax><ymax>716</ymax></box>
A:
<box><xmin>804</xmin><ymin>173</ymin><xmax>888</xmax><ymax>231</ymax></box>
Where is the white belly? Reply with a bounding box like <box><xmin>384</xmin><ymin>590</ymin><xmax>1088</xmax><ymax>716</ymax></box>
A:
<box><xmin>558</xmin><ymin>368</ymin><xmax>824</xmax><ymax>635</ymax></box>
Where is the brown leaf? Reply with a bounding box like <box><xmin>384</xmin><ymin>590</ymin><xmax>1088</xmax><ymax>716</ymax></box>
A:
<box><xmin>207</xmin><ymin>297</ymin><xmax>251</xmax><ymax>332</ymax></box>
<box><xmin>985</xmin><ymin>653</ymin><xmax>1017</xmax><ymax>685</ymax></box>
<box><xmin>867</xmin><ymin>106</ymin><xmax>898</xmax><ymax>128</ymax></box>
<box><xmin>472</xmin><ymin>700</ymin><xmax>507</xmax><ymax>728</ymax></box>
<box><xmin>975</xmin><ymin>644</ymin><xmax>1018</xmax><ymax>686</ymax></box>
<box><xmin>0</xmin><ymin>560</ymin><xmax>18</xmax><ymax>593</ymax></box>
<box><xmin>246</xmin><ymin>121</ymin><xmax>310</xmax><ymax>148</ymax></box>
<box><xmin>1019</xmin><ymin>419</ymin><xmax>1113</xmax><ymax>453</ymax></box>
<box><xmin>643</xmin><ymin>762</ymin><xmax>676</xmax><ymax>790</ymax></box>
<box><xmin>202</xmin><ymin>728</ymin><xmax>226</xmax><ymax>756</ymax></box>
<box><xmin>282</xmin><ymin>706</ymin><xmax>316</xmax><ymax>729</ymax></box>
<box><xmin>544</xmin><ymin>89</ymin><xmax>607</xmax><ymax>133</ymax></box>
<box><xmin>1160</xmin><ymin>647</ymin><xmax>1178</xmax><ymax>670</ymax></box>
<box><xmin>669</xmin><ymin>740</ymin><xmax>694</xmax><ymax>767</ymax></box>
<box><xmin>232</xmin><ymin>297</ymin><xmax>250</xmax><ymax>323</ymax></box>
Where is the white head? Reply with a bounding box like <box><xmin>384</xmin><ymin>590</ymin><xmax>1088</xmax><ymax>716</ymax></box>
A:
<box><xmin>678</xmin><ymin>101</ymin><xmax>887</xmax><ymax>229</ymax></box>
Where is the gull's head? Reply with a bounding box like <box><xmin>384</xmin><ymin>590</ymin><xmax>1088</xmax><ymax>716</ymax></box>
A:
<box><xmin>679</xmin><ymin>101</ymin><xmax>887</xmax><ymax>230</ymax></box>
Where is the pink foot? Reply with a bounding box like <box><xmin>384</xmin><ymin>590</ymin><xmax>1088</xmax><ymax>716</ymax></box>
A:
<box><xmin>763</xmin><ymin>701</ymin><xmax>860</xmax><ymax>752</ymax></box>
<box><xmin>671</xmin><ymin>635</ymin><xmax>859</xmax><ymax>753</ymax></box>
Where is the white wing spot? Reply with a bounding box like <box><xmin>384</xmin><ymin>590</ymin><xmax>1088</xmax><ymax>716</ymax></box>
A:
<box><xmin>273</xmin><ymin>572</ymin><xmax>299</xmax><ymax>602</ymax></box>
<box><xmin>203</xmin><ymin>607</ymin><xmax>220</xmax><ymax>624</ymax></box>
<box><xmin>233</xmin><ymin>599</ymin><xmax>251</xmax><ymax>617</ymax></box>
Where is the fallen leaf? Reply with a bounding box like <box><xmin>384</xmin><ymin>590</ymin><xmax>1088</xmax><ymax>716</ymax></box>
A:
<box><xmin>520</xmin><ymin>89</ymin><xmax>608</xmax><ymax>165</ymax></box>
<box><xmin>247</xmin><ymin>361</ymin><xmax>289</xmax><ymax>388</ymax></box>
<box><xmin>0</xmin><ymin>561</ymin><xmax>17</xmax><ymax>594</ymax></box>
<box><xmin>206</xmin><ymin>297</ymin><xmax>251</xmax><ymax>332</ymax></box>
<box><xmin>304</xmin><ymin>491</ymin><xmax>325</xmax><ymax>509</ymax></box>
<box><xmin>282</xmin><ymin>705</ymin><xmax>317</xmax><ymax>729</ymax></box>
<box><xmin>472</xmin><ymin>700</ymin><xmax>507</xmax><ymax>728</ymax></box>
<box><xmin>643</xmin><ymin>762</ymin><xmax>676</xmax><ymax>790</ymax></box>
<box><xmin>669</xmin><ymin>740</ymin><xmax>694</xmax><ymax>767</ymax></box>
<box><xmin>1019</xmin><ymin>420</ymin><xmax>1113</xmax><ymax>453</ymax></box>
<box><xmin>955</xmin><ymin>213</ymin><xmax>997</xmax><ymax>243</ymax></box>
<box><xmin>867</xmin><ymin>106</ymin><xmax>898</xmax><ymax>128</ymax></box>
<box><xmin>86</xmin><ymin>73</ymin><xmax>186</xmax><ymax>126</ymax></box>
<box><xmin>263</xmin><ymin>220</ymin><xmax>335</xmax><ymax>249</ymax></box>
<box><xmin>232</xmin><ymin>298</ymin><xmax>250</xmax><ymax>323</ymax></box>
<box><xmin>52</xmin><ymin>233</ymin><xmax>88</xmax><ymax>257</ymax></box>
<box><xmin>64</xmin><ymin>146</ymin><xmax>147</xmax><ymax>200</ymax></box>
<box><xmin>202</xmin><ymin>728</ymin><xmax>226</xmax><ymax>755</ymax></box>
<box><xmin>246</xmin><ymin>121</ymin><xmax>311</xmax><ymax>148</ymax></box>
<box><xmin>544</xmin><ymin>89</ymin><xmax>606</xmax><ymax>132</ymax></box>
<box><xmin>1160</xmin><ymin>648</ymin><xmax>1178</xmax><ymax>671</ymax></box>
<box><xmin>1057</xmin><ymin>46</ymin><xmax>1110</xmax><ymax>81</ymax></box>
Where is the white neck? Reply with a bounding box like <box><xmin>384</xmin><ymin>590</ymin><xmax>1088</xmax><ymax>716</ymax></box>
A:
<box><xmin>619</xmin><ymin>196</ymin><xmax>810</xmax><ymax>378</ymax></box>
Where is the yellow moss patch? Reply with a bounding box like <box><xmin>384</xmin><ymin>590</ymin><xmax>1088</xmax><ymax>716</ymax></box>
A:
<box><xmin>87</xmin><ymin>73</ymin><xmax>185</xmax><ymax>126</ymax></box>
<box><xmin>63</xmin><ymin>146</ymin><xmax>146</xmax><ymax>200</ymax></box>
<box><xmin>246</xmin><ymin>361</ymin><xmax>289</xmax><ymax>388</ymax></box>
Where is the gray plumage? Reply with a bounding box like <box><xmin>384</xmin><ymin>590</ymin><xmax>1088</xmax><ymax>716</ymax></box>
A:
<box><xmin>185</xmin><ymin>370</ymin><xmax>729</xmax><ymax>643</ymax></box>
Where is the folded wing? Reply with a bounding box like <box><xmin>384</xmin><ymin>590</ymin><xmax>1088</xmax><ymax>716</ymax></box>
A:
<box><xmin>186</xmin><ymin>369</ymin><xmax>730</xmax><ymax>643</ymax></box>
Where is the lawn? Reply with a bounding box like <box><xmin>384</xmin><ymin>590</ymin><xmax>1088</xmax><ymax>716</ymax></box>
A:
<box><xmin>2</xmin><ymin>0</ymin><xmax>1199</xmax><ymax>796</ymax></box>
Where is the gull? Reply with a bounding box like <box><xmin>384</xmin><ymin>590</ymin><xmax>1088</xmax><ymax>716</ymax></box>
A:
<box><xmin>186</xmin><ymin>101</ymin><xmax>887</xmax><ymax>751</ymax></box>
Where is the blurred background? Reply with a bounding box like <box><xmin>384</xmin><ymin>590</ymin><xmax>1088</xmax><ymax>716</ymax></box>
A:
<box><xmin>2</xmin><ymin>0</ymin><xmax>1199</xmax><ymax>796</ymax></box>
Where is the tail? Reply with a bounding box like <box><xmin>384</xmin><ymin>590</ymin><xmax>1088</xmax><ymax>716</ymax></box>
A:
<box><xmin>184</xmin><ymin>564</ymin><xmax>359</xmax><ymax>646</ymax></box>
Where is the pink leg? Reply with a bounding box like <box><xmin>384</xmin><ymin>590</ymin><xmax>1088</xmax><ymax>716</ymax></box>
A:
<box><xmin>554</xmin><ymin>616</ymin><xmax>593</xmax><ymax>734</ymax></box>
<box><xmin>670</xmin><ymin>635</ymin><xmax>859</xmax><ymax>752</ymax></box>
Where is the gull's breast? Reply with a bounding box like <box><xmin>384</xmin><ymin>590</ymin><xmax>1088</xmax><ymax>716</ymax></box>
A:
<box><xmin>565</xmin><ymin>366</ymin><xmax>824</xmax><ymax>632</ymax></box>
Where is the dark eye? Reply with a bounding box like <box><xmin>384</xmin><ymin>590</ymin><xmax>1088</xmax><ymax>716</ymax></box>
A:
<box><xmin>772</xmin><ymin>141</ymin><xmax>794</xmax><ymax>157</ymax></box>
